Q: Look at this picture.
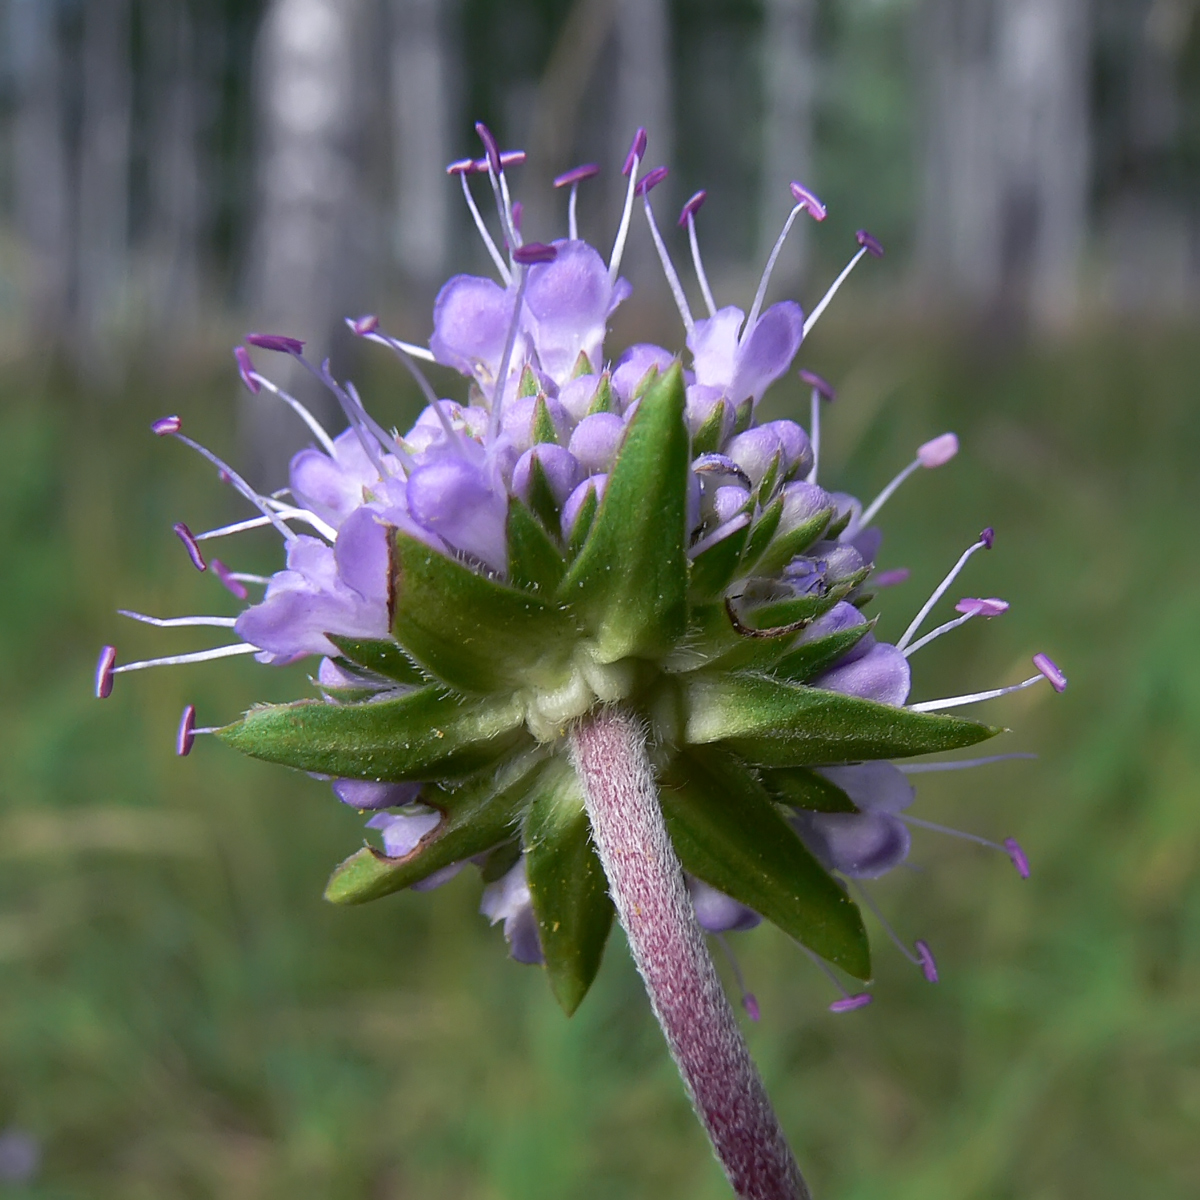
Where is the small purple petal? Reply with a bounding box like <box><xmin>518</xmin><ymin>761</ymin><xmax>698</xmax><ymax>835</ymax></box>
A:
<box><xmin>1033</xmin><ymin>652</ymin><xmax>1067</xmax><ymax>692</ymax></box>
<box><xmin>816</xmin><ymin>762</ymin><xmax>915</xmax><ymax>814</ymax></box>
<box><xmin>562</xmin><ymin>474</ymin><xmax>606</xmax><ymax>540</ymax></box>
<box><xmin>792</xmin><ymin>810</ymin><xmax>911</xmax><ymax>879</ymax></box>
<box><xmin>95</xmin><ymin>645</ymin><xmax>116</xmax><ymax>698</ymax></box>
<box><xmin>511</xmin><ymin>444</ymin><xmax>582</xmax><ymax>509</ymax></box>
<box><xmin>798</xmin><ymin>368</ymin><xmax>836</xmax><ymax>400</ymax></box>
<box><xmin>233</xmin><ymin>347</ymin><xmax>261</xmax><ymax>394</ymax></box>
<box><xmin>334</xmin><ymin>779</ymin><xmax>423</xmax><ymax>810</ymax></box>
<box><xmin>474</xmin><ymin>121</ymin><xmax>501</xmax><ymax>174</ymax></box>
<box><xmin>954</xmin><ymin>596</ymin><xmax>1009</xmax><ymax>617</ymax></box>
<box><xmin>829</xmin><ymin>993</ymin><xmax>873</xmax><ymax>1013</ymax></box>
<box><xmin>245</xmin><ymin>332</ymin><xmax>304</xmax><ymax>354</ymax></box>
<box><xmin>814</xmin><ymin>642</ymin><xmax>912</xmax><ymax>707</ymax></box>
<box><xmin>351</xmin><ymin>314</ymin><xmax>379</xmax><ymax>336</ymax></box>
<box><xmin>915</xmin><ymin>939</ymin><xmax>939</xmax><ymax>983</ymax></box>
<box><xmin>635</xmin><ymin>165</ymin><xmax>668</xmax><ymax>196</ymax></box>
<box><xmin>789</xmin><ymin>180</ymin><xmax>827</xmax><ymax>221</ymax></box>
<box><xmin>678</xmin><ymin>189</ymin><xmax>707</xmax><ymax>226</ymax></box>
<box><xmin>367</xmin><ymin>808</ymin><xmax>443</xmax><ymax>858</ymax></box>
<box><xmin>176</xmin><ymin>704</ymin><xmax>196</xmax><ymax>756</ymax></box>
<box><xmin>979</xmin><ymin>526</ymin><xmax>995</xmax><ymax>549</ymax></box>
<box><xmin>1004</xmin><ymin>837</ymin><xmax>1031</xmax><ymax>879</ymax></box>
<box><xmin>917</xmin><ymin>432</ymin><xmax>958</xmax><ymax>468</ymax></box>
<box><xmin>513</xmin><ymin>241</ymin><xmax>558</xmax><ymax>265</ymax></box>
<box><xmin>173</xmin><ymin>522</ymin><xmax>206</xmax><ymax>571</ymax></box>
<box><xmin>554</xmin><ymin>163</ymin><xmax>600</xmax><ymax>188</ymax></box>
<box><xmin>211</xmin><ymin>559</ymin><xmax>249</xmax><ymax>601</ymax></box>
<box><xmin>622</xmin><ymin>127</ymin><xmax>648</xmax><ymax>175</ymax></box>
<box><xmin>743</xmin><ymin>994</ymin><xmax>761</xmax><ymax>1021</ymax></box>
<box><xmin>151</xmin><ymin>415</ymin><xmax>181</xmax><ymax>436</ymax></box>
<box><xmin>873</xmin><ymin>567</ymin><xmax>910</xmax><ymax>588</ymax></box>
<box><xmin>689</xmin><ymin>878</ymin><xmax>761</xmax><ymax>933</ymax></box>
<box><xmin>856</xmin><ymin>229</ymin><xmax>884</xmax><ymax>257</ymax></box>
<box><xmin>567</xmin><ymin>413</ymin><xmax>625</xmax><ymax>475</ymax></box>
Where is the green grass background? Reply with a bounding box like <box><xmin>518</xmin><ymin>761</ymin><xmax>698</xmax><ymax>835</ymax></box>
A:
<box><xmin>1</xmin><ymin>323</ymin><xmax>1198</xmax><ymax>1198</ymax></box>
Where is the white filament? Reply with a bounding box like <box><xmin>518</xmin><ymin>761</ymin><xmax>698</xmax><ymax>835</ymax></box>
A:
<box><xmin>744</xmin><ymin>203</ymin><xmax>803</xmax><ymax>336</ymax></box>
<box><xmin>908</xmin><ymin>674</ymin><xmax>1045</xmax><ymax>713</ymax></box>
<box><xmin>118</xmin><ymin>611</ymin><xmax>238</xmax><ymax>629</ymax></box>
<box><xmin>111</xmin><ymin>643</ymin><xmax>259</xmax><ymax>674</ymax></box>
<box><xmin>459</xmin><ymin>171</ymin><xmax>511</xmax><ymax>283</ymax></box>
<box><xmin>803</xmin><ymin>246</ymin><xmax>868</xmax><ymax>338</ymax></box>
<box><xmin>643</xmin><ymin>197</ymin><xmax>695</xmax><ymax>335</ymax></box>
<box><xmin>686</xmin><ymin>214</ymin><xmax>718</xmax><ymax>318</ymax></box>
<box><xmin>896</xmin><ymin>539</ymin><xmax>988</xmax><ymax>651</ymax></box>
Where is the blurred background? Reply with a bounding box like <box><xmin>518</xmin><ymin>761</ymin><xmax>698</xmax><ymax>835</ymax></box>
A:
<box><xmin>1</xmin><ymin>0</ymin><xmax>1198</xmax><ymax>1196</ymax></box>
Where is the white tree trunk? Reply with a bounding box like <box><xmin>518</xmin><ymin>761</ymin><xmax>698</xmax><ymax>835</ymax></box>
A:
<box><xmin>758</xmin><ymin>0</ymin><xmax>816</xmax><ymax>290</ymax></box>
<box><xmin>247</xmin><ymin>0</ymin><xmax>368</xmax><ymax>485</ymax></box>
<box><xmin>9</xmin><ymin>0</ymin><xmax>72</xmax><ymax>340</ymax></box>
<box><xmin>390</xmin><ymin>0</ymin><xmax>454</xmax><ymax>283</ymax></box>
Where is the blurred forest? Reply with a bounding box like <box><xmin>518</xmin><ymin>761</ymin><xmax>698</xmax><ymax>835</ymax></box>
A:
<box><xmin>1</xmin><ymin>1</ymin><xmax>1199</xmax><ymax>1197</ymax></box>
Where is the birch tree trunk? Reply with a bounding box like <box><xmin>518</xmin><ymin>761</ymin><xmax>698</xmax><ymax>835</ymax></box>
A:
<box><xmin>758</xmin><ymin>0</ymin><xmax>816</xmax><ymax>292</ymax></box>
<box><xmin>9</xmin><ymin>0</ymin><xmax>72</xmax><ymax>342</ymax></box>
<box><xmin>246</xmin><ymin>0</ymin><xmax>368</xmax><ymax>486</ymax></box>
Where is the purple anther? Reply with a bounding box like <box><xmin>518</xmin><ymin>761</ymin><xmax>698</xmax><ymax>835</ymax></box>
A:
<box><xmin>743</xmin><ymin>993</ymin><xmax>761</xmax><ymax>1022</ymax></box>
<box><xmin>173</xmin><ymin>523</ymin><xmax>206</xmax><ymax>571</ymax></box>
<box><xmin>554</xmin><ymin>163</ymin><xmax>600</xmax><ymax>189</ymax></box>
<box><xmin>446</xmin><ymin>157</ymin><xmax>476</xmax><ymax>176</ymax></box>
<box><xmin>176</xmin><ymin>704</ymin><xmax>196</xmax><ymax>757</ymax></box>
<box><xmin>211</xmin><ymin>559</ymin><xmax>248</xmax><ymax>601</ymax></box>
<box><xmin>635</xmin><ymin>165</ymin><xmax>668</xmax><ymax>197</ymax></box>
<box><xmin>1004</xmin><ymin>837</ymin><xmax>1031</xmax><ymax>879</ymax></box>
<box><xmin>151</xmin><ymin>415</ymin><xmax>181</xmax><ymax>436</ymax></box>
<box><xmin>474</xmin><ymin>121</ymin><xmax>501</xmax><ymax>174</ymax></box>
<box><xmin>789</xmin><ymin>181</ymin><xmax>827</xmax><ymax>221</ymax></box>
<box><xmin>512</xmin><ymin>200</ymin><xmax>523</xmax><ymax>232</ymax></box>
<box><xmin>798</xmin><ymin>368</ymin><xmax>836</xmax><ymax>400</ymax></box>
<box><xmin>917</xmin><ymin>432</ymin><xmax>959</xmax><ymax>467</ymax></box>
<box><xmin>350</xmin><ymin>314</ymin><xmax>379</xmax><ymax>336</ymax></box>
<box><xmin>245</xmin><ymin>333</ymin><xmax>304</xmax><ymax>355</ymax></box>
<box><xmin>979</xmin><ymin>526</ymin><xmax>995</xmax><ymax>549</ymax></box>
<box><xmin>622</xmin><ymin>126</ymin><xmax>648</xmax><ymax>176</ymax></box>
<box><xmin>1032</xmin><ymin>652</ymin><xmax>1067</xmax><ymax>693</ymax></box>
<box><xmin>499</xmin><ymin>149</ymin><xmax>526</xmax><ymax>169</ymax></box>
<box><xmin>954</xmin><ymin>597</ymin><xmax>1009</xmax><ymax>617</ymax></box>
<box><xmin>173</xmin><ymin>522</ymin><xmax>207</xmax><ymax>571</ymax></box>
<box><xmin>873</xmin><ymin>567</ymin><xmax>911</xmax><ymax>588</ymax></box>
<box><xmin>233</xmin><ymin>347</ymin><xmax>260</xmax><ymax>394</ymax></box>
<box><xmin>678</xmin><ymin>189</ymin><xmax>707</xmax><ymax>226</ymax></box>
<box><xmin>95</xmin><ymin>645</ymin><xmax>117</xmax><ymax>699</ymax></box>
<box><xmin>512</xmin><ymin>241</ymin><xmax>558</xmax><ymax>265</ymax></box>
<box><xmin>856</xmin><ymin>229</ymin><xmax>885</xmax><ymax>257</ymax></box>
<box><xmin>829</xmin><ymin>993</ymin><xmax>873</xmax><ymax>1013</ymax></box>
<box><xmin>915</xmin><ymin>939</ymin><xmax>939</xmax><ymax>983</ymax></box>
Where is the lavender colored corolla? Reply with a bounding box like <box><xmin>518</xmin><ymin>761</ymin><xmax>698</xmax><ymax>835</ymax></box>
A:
<box><xmin>96</xmin><ymin>124</ymin><xmax>1066</xmax><ymax>1200</ymax></box>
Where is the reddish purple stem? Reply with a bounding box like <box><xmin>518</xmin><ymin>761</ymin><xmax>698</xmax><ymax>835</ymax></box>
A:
<box><xmin>570</xmin><ymin>707</ymin><xmax>809</xmax><ymax>1200</ymax></box>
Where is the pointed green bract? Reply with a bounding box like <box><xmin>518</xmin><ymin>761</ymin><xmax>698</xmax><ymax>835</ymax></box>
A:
<box><xmin>689</xmin><ymin>518</ymin><xmax>751</xmax><ymax>603</ymax></box>
<box><xmin>565</xmin><ymin>486</ymin><xmax>598</xmax><ymax>559</ymax></box>
<box><xmin>662</xmin><ymin>748</ymin><xmax>870</xmax><ymax>978</ymax></box>
<box><xmin>692</xmin><ymin>400</ymin><xmax>728</xmax><ymax>456</ymax></box>
<box><xmin>739</xmin><ymin>495</ymin><xmax>783</xmax><ymax>571</ymax></box>
<box><xmin>751</xmin><ymin>507</ymin><xmax>834</xmax><ymax>577</ymax></box>
<box><xmin>760</xmin><ymin>766</ymin><xmax>858</xmax><ymax>812</ymax></box>
<box><xmin>682</xmin><ymin>672</ymin><xmax>999</xmax><ymax>764</ymax></box>
<box><xmin>772</xmin><ymin>621</ymin><xmax>875</xmax><ymax>683</ymax></box>
<box><xmin>532</xmin><ymin>395</ymin><xmax>559</xmax><ymax>444</ymax></box>
<box><xmin>392</xmin><ymin>531</ymin><xmax>578</xmax><ymax>692</ymax></box>
<box><xmin>507</xmin><ymin>499</ymin><xmax>566</xmax><ymax>593</ymax></box>
<box><xmin>326</xmin><ymin>634</ymin><xmax>428</xmax><ymax>686</ymax></box>
<box><xmin>523</xmin><ymin>758</ymin><xmax>614</xmax><ymax>1015</ymax></box>
<box><xmin>557</xmin><ymin>363</ymin><xmax>689</xmax><ymax>663</ymax></box>
<box><xmin>218</xmin><ymin>686</ymin><xmax>528</xmax><ymax>781</ymax></box>
<box><xmin>586</xmin><ymin>372</ymin><xmax>614</xmax><ymax>415</ymax></box>
<box><xmin>527</xmin><ymin>454</ymin><xmax>563</xmax><ymax>535</ymax></box>
<box><xmin>325</xmin><ymin>755</ymin><xmax>546</xmax><ymax>904</ymax></box>
<box><xmin>517</xmin><ymin>364</ymin><xmax>541</xmax><ymax>398</ymax></box>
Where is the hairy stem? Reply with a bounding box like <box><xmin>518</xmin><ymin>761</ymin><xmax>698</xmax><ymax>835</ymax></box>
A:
<box><xmin>570</xmin><ymin>706</ymin><xmax>810</xmax><ymax>1200</ymax></box>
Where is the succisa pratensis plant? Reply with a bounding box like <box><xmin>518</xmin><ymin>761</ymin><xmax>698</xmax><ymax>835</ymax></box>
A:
<box><xmin>97</xmin><ymin>123</ymin><xmax>1066</xmax><ymax>1199</ymax></box>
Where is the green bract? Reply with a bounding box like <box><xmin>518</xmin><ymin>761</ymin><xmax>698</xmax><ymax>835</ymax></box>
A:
<box><xmin>219</xmin><ymin>364</ymin><xmax>998</xmax><ymax>1012</ymax></box>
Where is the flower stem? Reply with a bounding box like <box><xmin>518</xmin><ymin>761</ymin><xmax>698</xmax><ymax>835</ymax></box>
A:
<box><xmin>570</xmin><ymin>706</ymin><xmax>810</xmax><ymax>1200</ymax></box>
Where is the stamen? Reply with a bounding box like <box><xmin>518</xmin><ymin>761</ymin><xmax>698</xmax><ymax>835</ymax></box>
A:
<box><xmin>210</xmin><ymin>559</ymin><xmax>249</xmax><ymax>600</ymax></box>
<box><xmin>176</xmin><ymin>704</ymin><xmax>196</xmax><ymax>756</ymax></box>
<box><xmin>895</xmin><ymin>532</ymin><xmax>991</xmax><ymax>651</ymax></box>
<box><xmin>856</xmin><ymin>228</ymin><xmax>884</xmax><ymax>258</ymax></box>
<box><xmin>170</xmin><ymin>432</ymin><xmax>297</xmax><ymax>542</ymax></box>
<box><xmin>352</xmin><ymin>322</ymin><xmax>436</xmax><ymax>363</ymax></box>
<box><xmin>609</xmin><ymin>128</ymin><xmax>647</xmax><ymax>282</ymax></box>
<box><xmin>803</xmin><ymin>247</ymin><xmax>867</xmax><ymax>338</ymax></box>
<box><xmin>852</xmin><ymin>882</ymin><xmax>929</xmax><ymax>975</ymax></box>
<box><xmin>873</xmin><ymin>567</ymin><xmax>910</xmax><ymax>588</ymax></box>
<box><xmin>641</xmin><ymin>179</ymin><xmax>694</xmax><ymax>335</ymax></box>
<box><xmin>789</xmin><ymin>180</ymin><xmax>827</xmax><ymax>221</ymax></box>
<box><xmin>173</xmin><ymin>522</ymin><xmax>206</xmax><ymax>571</ymax></box>
<box><xmin>118</xmin><ymin>610</ymin><xmax>239</xmax><ymax>629</ymax></box>
<box><xmin>350</xmin><ymin>314</ymin><xmax>379</xmax><ymax>336</ymax></box>
<box><xmin>792</xmin><ymin>938</ymin><xmax>874</xmax><ymax>1013</ymax></box>
<box><xmin>193</xmin><ymin>515</ymin><xmax>274</xmax><ymax>541</ymax></box>
<box><xmin>246</xmin><ymin>370</ymin><xmax>338</xmax><ymax>456</ymax></box>
<box><xmin>233</xmin><ymin>347</ymin><xmax>261</xmax><ymax>394</ymax></box>
<box><xmin>454</xmin><ymin>167</ymin><xmax>511</xmax><ymax>283</ymax></box>
<box><xmin>512</xmin><ymin>242</ymin><xmax>558</xmax><ymax>265</ymax></box>
<box><xmin>151</xmin><ymin>415</ymin><xmax>181</xmax><ymax>436</ymax></box>
<box><xmin>474</xmin><ymin>120</ymin><xmax>501</xmax><ymax>174</ymax></box>
<box><xmin>245</xmin><ymin>333</ymin><xmax>305</xmax><ymax>355</ymax></box>
<box><xmin>713</xmin><ymin>933</ymin><xmax>760</xmax><ymax>1021</ymax></box>
<box><xmin>858</xmin><ymin>434</ymin><xmax>960</xmax><ymax>529</ymax></box>
<box><xmin>1004</xmin><ymin>838</ymin><xmax>1031</xmax><ymax>879</ymax></box>
<box><xmin>688</xmin><ymin>513</ymin><xmax>750</xmax><ymax>559</ymax></box>
<box><xmin>488</xmin><ymin>264</ymin><xmax>535</xmax><ymax>438</ymax></box>
<box><xmin>634</xmin><ymin>165</ymin><xmax>668</xmax><ymax>196</ymax></box>
<box><xmin>555</xmin><ymin>163</ymin><xmax>599</xmax><ymax>241</ymax></box>
<box><xmin>745</xmin><ymin>199</ymin><xmax>811</xmax><ymax>337</ymax></box>
<box><xmin>914</xmin><ymin>939</ymin><xmax>939</xmax><ymax>983</ymax></box>
<box><xmin>903</xmin><ymin>596</ymin><xmax>1009</xmax><ymax>657</ymax></box>
<box><xmin>799</xmin><ymin>369</ymin><xmax>835</xmax><ymax>484</ymax></box>
<box><xmin>474</xmin><ymin>122</ymin><xmax>520</xmax><ymax>258</ymax></box>
<box><xmin>264</xmin><ymin>501</ymin><xmax>338</xmax><ymax>541</ymax></box>
<box><xmin>907</xmin><ymin>672</ymin><xmax>1047</xmax><ymax>713</ymax></box>
<box><xmin>679</xmin><ymin>192</ymin><xmax>718</xmax><ymax>318</ymax></box>
<box><xmin>110</xmin><ymin>643</ymin><xmax>259</xmax><ymax>675</ymax></box>
<box><xmin>96</xmin><ymin>645</ymin><xmax>116</xmax><ymax>698</ymax></box>
<box><xmin>512</xmin><ymin>200</ymin><xmax>523</xmax><ymax>233</ymax></box>
<box><xmin>1032</xmin><ymin>652</ymin><xmax>1068</xmax><ymax>692</ymax></box>
<box><xmin>897</xmin><ymin>753</ymin><xmax>1037</xmax><ymax>773</ymax></box>
<box><xmin>900</xmin><ymin>814</ymin><xmax>1031</xmax><ymax>879</ymax></box>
